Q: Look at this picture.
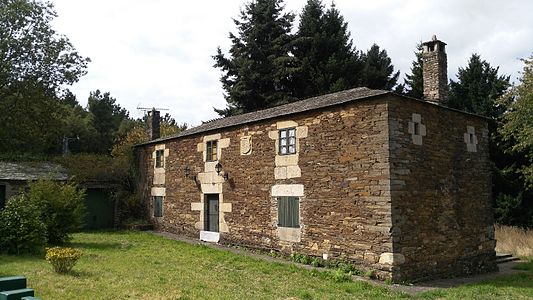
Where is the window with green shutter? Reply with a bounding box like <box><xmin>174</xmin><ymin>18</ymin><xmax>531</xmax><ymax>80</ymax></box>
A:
<box><xmin>277</xmin><ymin>196</ymin><xmax>299</xmax><ymax>228</ymax></box>
<box><xmin>153</xmin><ymin>196</ymin><xmax>163</xmax><ymax>217</ymax></box>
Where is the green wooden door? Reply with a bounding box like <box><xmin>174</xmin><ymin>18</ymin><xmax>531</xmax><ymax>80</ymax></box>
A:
<box><xmin>84</xmin><ymin>188</ymin><xmax>114</xmax><ymax>229</ymax></box>
<box><xmin>0</xmin><ymin>185</ymin><xmax>5</xmax><ymax>210</ymax></box>
<box><xmin>205</xmin><ymin>194</ymin><xmax>219</xmax><ymax>232</ymax></box>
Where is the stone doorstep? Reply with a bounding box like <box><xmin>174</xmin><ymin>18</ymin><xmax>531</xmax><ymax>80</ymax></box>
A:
<box><xmin>151</xmin><ymin>231</ymin><xmax>527</xmax><ymax>295</ymax></box>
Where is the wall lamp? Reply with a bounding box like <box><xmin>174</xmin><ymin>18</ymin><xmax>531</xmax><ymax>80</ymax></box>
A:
<box><xmin>215</xmin><ymin>162</ymin><xmax>229</xmax><ymax>181</ymax></box>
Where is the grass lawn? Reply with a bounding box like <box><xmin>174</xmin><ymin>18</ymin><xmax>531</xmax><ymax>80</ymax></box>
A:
<box><xmin>0</xmin><ymin>231</ymin><xmax>405</xmax><ymax>299</ymax></box>
<box><xmin>0</xmin><ymin>231</ymin><xmax>532</xmax><ymax>299</ymax></box>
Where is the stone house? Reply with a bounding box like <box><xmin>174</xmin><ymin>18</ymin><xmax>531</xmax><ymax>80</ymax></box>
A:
<box><xmin>135</xmin><ymin>37</ymin><xmax>496</xmax><ymax>281</ymax></box>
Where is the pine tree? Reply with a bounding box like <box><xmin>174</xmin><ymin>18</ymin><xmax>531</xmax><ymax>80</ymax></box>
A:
<box><xmin>448</xmin><ymin>54</ymin><xmax>510</xmax><ymax>119</ymax></box>
<box><xmin>213</xmin><ymin>0</ymin><xmax>297</xmax><ymax>116</ymax></box>
<box><xmin>360</xmin><ymin>44</ymin><xmax>400</xmax><ymax>90</ymax></box>
<box><xmin>402</xmin><ymin>44</ymin><xmax>423</xmax><ymax>98</ymax></box>
<box><xmin>293</xmin><ymin>0</ymin><xmax>361</xmax><ymax>99</ymax></box>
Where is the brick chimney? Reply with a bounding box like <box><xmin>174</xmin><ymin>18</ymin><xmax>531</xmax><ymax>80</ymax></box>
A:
<box><xmin>146</xmin><ymin>108</ymin><xmax>160</xmax><ymax>140</ymax></box>
<box><xmin>422</xmin><ymin>35</ymin><xmax>448</xmax><ymax>104</ymax></box>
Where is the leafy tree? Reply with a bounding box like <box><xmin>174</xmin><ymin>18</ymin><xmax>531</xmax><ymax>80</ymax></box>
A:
<box><xmin>86</xmin><ymin>90</ymin><xmax>129</xmax><ymax>154</ymax></box>
<box><xmin>0</xmin><ymin>0</ymin><xmax>89</xmax><ymax>155</ymax></box>
<box><xmin>402</xmin><ymin>44</ymin><xmax>423</xmax><ymax>99</ymax></box>
<box><xmin>360</xmin><ymin>44</ymin><xmax>400</xmax><ymax>90</ymax></box>
<box><xmin>448</xmin><ymin>54</ymin><xmax>510</xmax><ymax>119</ymax></box>
<box><xmin>0</xmin><ymin>79</ymin><xmax>64</xmax><ymax>154</ymax></box>
<box><xmin>0</xmin><ymin>0</ymin><xmax>89</xmax><ymax>93</ymax></box>
<box><xmin>500</xmin><ymin>55</ymin><xmax>533</xmax><ymax>189</ymax></box>
<box><xmin>293</xmin><ymin>0</ymin><xmax>361</xmax><ymax>98</ymax></box>
<box><xmin>213</xmin><ymin>0</ymin><xmax>297</xmax><ymax>116</ymax></box>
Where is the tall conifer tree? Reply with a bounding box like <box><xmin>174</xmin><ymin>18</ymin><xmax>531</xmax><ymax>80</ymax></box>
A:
<box><xmin>402</xmin><ymin>44</ymin><xmax>423</xmax><ymax>98</ymax></box>
<box><xmin>293</xmin><ymin>0</ymin><xmax>361</xmax><ymax>99</ymax></box>
<box><xmin>213</xmin><ymin>0</ymin><xmax>297</xmax><ymax>116</ymax></box>
<box><xmin>360</xmin><ymin>44</ymin><xmax>400</xmax><ymax>90</ymax></box>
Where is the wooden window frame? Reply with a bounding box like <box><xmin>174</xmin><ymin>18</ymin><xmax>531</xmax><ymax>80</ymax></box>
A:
<box><xmin>155</xmin><ymin>149</ymin><xmax>165</xmax><ymax>168</ymax></box>
<box><xmin>153</xmin><ymin>196</ymin><xmax>163</xmax><ymax>218</ymax></box>
<box><xmin>277</xmin><ymin>196</ymin><xmax>300</xmax><ymax>228</ymax></box>
<box><xmin>278</xmin><ymin>128</ymin><xmax>296</xmax><ymax>155</ymax></box>
<box><xmin>206</xmin><ymin>140</ymin><xmax>218</xmax><ymax>162</ymax></box>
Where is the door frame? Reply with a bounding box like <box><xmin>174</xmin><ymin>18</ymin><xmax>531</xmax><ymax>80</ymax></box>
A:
<box><xmin>204</xmin><ymin>193</ymin><xmax>219</xmax><ymax>233</ymax></box>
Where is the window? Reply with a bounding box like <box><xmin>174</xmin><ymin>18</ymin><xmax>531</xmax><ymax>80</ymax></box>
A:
<box><xmin>153</xmin><ymin>196</ymin><xmax>163</xmax><ymax>217</ymax></box>
<box><xmin>206</xmin><ymin>140</ymin><xmax>218</xmax><ymax>161</ymax></box>
<box><xmin>277</xmin><ymin>196</ymin><xmax>299</xmax><ymax>228</ymax></box>
<box><xmin>413</xmin><ymin>122</ymin><xmax>420</xmax><ymax>136</ymax></box>
<box><xmin>279</xmin><ymin>128</ymin><xmax>296</xmax><ymax>155</ymax></box>
<box><xmin>469</xmin><ymin>133</ymin><xmax>475</xmax><ymax>144</ymax></box>
<box><xmin>155</xmin><ymin>149</ymin><xmax>164</xmax><ymax>168</ymax></box>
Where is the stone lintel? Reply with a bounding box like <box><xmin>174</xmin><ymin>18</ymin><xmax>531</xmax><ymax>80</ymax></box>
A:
<box><xmin>271</xmin><ymin>184</ymin><xmax>304</xmax><ymax>197</ymax></box>
<box><xmin>151</xmin><ymin>187</ymin><xmax>166</xmax><ymax>196</ymax></box>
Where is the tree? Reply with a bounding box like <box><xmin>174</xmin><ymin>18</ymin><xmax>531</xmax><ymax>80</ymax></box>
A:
<box><xmin>293</xmin><ymin>1</ymin><xmax>361</xmax><ymax>99</ymax></box>
<box><xmin>500</xmin><ymin>55</ymin><xmax>533</xmax><ymax>189</ymax></box>
<box><xmin>402</xmin><ymin>44</ymin><xmax>423</xmax><ymax>99</ymax></box>
<box><xmin>86</xmin><ymin>90</ymin><xmax>129</xmax><ymax>154</ymax></box>
<box><xmin>213</xmin><ymin>0</ymin><xmax>297</xmax><ymax>116</ymax></box>
<box><xmin>0</xmin><ymin>0</ymin><xmax>89</xmax><ymax>93</ymax></box>
<box><xmin>0</xmin><ymin>0</ymin><xmax>89</xmax><ymax>155</ymax></box>
<box><xmin>448</xmin><ymin>54</ymin><xmax>510</xmax><ymax>119</ymax></box>
<box><xmin>360</xmin><ymin>44</ymin><xmax>400</xmax><ymax>90</ymax></box>
<box><xmin>0</xmin><ymin>79</ymin><xmax>65</xmax><ymax>154</ymax></box>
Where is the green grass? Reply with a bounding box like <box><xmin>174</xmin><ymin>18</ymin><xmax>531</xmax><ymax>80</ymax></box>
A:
<box><xmin>417</xmin><ymin>260</ymin><xmax>533</xmax><ymax>300</ymax></box>
<box><xmin>0</xmin><ymin>231</ymin><xmax>405</xmax><ymax>299</ymax></box>
<box><xmin>1</xmin><ymin>231</ymin><xmax>532</xmax><ymax>299</ymax></box>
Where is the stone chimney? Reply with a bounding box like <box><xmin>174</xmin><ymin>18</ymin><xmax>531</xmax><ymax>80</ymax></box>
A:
<box><xmin>146</xmin><ymin>108</ymin><xmax>160</xmax><ymax>140</ymax></box>
<box><xmin>422</xmin><ymin>35</ymin><xmax>448</xmax><ymax>104</ymax></box>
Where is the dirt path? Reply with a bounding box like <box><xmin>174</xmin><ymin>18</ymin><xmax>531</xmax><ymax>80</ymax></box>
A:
<box><xmin>152</xmin><ymin>231</ymin><xmax>527</xmax><ymax>295</ymax></box>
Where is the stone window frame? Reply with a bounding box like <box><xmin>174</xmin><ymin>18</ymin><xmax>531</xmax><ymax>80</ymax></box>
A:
<box><xmin>408</xmin><ymin>113</ymin><xmax>427</xmax><ymax>145</ymax></box>
<box><xmin>155</xmin><ymin>149</ymin><xmax>165</xmax><ymax>168</ymax></box>
<box><xmin>153</xmin><ymin>196</ymin><xmax>163</xmax><ymax>218</ymax></box>
<box><xmin>277</xmin><ymin>196</ymin><xmax>300</xmax><ymax>228</ymax></box>
<box><xmin>464</xmin><ymin>126</ymin><xmax>478</xmax><ymax>153</ymax></box>
<box><xmin>206</xmin><ymin>140</ymin><xmax>218</xmax><ymax>162</ymax></box>
<box><xmin>278</xmin><ymin>127</ymin><xmax>297</xmax><ymax>155</ymax></box>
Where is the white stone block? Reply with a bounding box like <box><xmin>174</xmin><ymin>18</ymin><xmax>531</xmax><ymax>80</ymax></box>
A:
<box><xmin>200</xmin><ymin>231</ymin><xmax>220</xmax><ymax>243</ymax></box>
<box><xmin>378</xmin><ymin>253</ymin><xmax>405</xmax><ymax>265</ymax></box>
<box><xmin>286</xmin><ymin>165</ymin><xmax>301</xmax><ymax>179</ymax></box>
<box><xmin>277</xmin><ymin>227</ymin><xmax>301</xmax><ymax>242</ymax></box>
<box><xmin>151</xmin><ymin>187</ymin><xmax>166</xmax><ymax>196</ymax></box>
<box><xmin>271</xmin><ymin>184</ymin><xmax>304</xmax><ymax>197</ymax></box>
<box><xmin>274</xmin><ymin>167</ymin><xmax>287</xmax><ymax>179</ymax></box>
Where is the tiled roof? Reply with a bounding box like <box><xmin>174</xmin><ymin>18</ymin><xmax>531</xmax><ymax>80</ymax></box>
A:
<box><xmin>137</xmin><ymin>87</ymin><xmax>389</xmax><ymax>146</ymax></box>
<box><xmin>0</xmin><ymin>162</ymin><xmax>68</xmax><ymax>181</ymax></box>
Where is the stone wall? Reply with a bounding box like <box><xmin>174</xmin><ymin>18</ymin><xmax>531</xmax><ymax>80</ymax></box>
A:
<box><xmin>135</xmin><ymin>94</ymin><xmax>496</xmax><ymax>281</ymax></box>
<box><xmin>137</xmin><ymin>97</ymin><xmax>395</xmax><ymax>276</ymax></box>
<box><xmin>388</xmin><ymin>96</ymin><xmax>496</xmax><ymax>281</ymax></box>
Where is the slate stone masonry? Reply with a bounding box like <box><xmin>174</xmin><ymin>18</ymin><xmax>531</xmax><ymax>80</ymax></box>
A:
<box><xmin>136</xmin><ymin>93</ymin><xmax>495</xmax><ymax>282</ymax></box>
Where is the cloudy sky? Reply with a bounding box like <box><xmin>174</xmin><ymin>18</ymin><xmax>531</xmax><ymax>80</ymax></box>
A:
<box><xmin>51</xmin><ymin>0</ymin><xmax>532</xmax><ymax>126</ymax></box>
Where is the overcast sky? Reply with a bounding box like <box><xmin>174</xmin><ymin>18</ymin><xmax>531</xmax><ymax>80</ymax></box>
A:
<box><xmin>51</xmin><ymin>0</ymin><xmax>532</xmax><ymax>126</ymax></box>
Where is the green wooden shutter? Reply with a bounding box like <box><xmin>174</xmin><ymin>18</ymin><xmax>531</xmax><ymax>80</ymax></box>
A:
<box><xmin>288</xmin><ymin>197</ymin><xmax>299</xmax><ymax>227</ymax></box>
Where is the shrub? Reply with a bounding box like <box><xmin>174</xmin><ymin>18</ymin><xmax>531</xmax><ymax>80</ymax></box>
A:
<box><xmin>45</xmin><ymin>247</ymin><xmax>82</xmax><ymax>273</ymax></box>
<box><xmin>0</xmin><ymin>195</ymin><xmax>47</xmax><ymax>254</ymax></box>
<box><xmin>26</xmin><ymin>179</ymin><xmax>86</xmax><ymax>244</ymax></box>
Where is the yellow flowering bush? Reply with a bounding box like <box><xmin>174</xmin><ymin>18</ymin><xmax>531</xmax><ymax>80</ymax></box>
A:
<box><xmin>45</xmin><ymin>247</ymin><xmax>82</xmax><ymax>273</ymax></box>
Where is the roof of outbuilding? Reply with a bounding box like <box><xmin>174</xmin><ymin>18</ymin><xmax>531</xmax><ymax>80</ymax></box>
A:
<box><xmin>0</xmin><ymin>161</ymin><xmax>68</xmax><ymax>181</ymax></box>
<box><xmin>136</xmin><ymin>87</ymin><xmax>389</xmax><ymax>146</ymax></box>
